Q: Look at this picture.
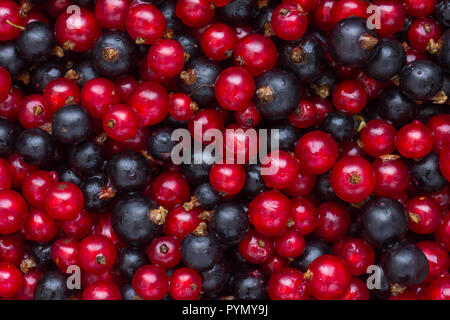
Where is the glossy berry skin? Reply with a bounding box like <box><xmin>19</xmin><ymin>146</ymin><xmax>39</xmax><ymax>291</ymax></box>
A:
<box><xmin>274</xmin><ymin>230</ymin><xmax>305</xmax><ymax>258</ymax></box>
<box><xmin>396</xmin><ymin>121</ymin><xmax>433</xmax><ymax>159</ymax></box>
<box><xmin>0</xmin><ymin>1</ymin><xmax>23</xmax><ymax>41</ymax></box>
<box><xmin>330</xmin><ymin>0</ymin><xmax>368</xmax><ymax>25</ymax></box>
<box><xmin>332</xmin><ymin>80</ymin><xmax>367</xmax><ymax>114</ymax></box>
<box><xmin>0</xmin><ymin>87</ymin><xmax>22</xmax><ymax>122</ymax></box>
<box><xmin>169</xmin><ymin>267</ymin><xmax>202</xmax><ymax>300</ymax></box>
<box><xmin>238</xmin><ymin>230</ymin><xmax>274</xmax><ymax>264</ymax></box>
<box><xmin>327</xmin><ymin>17</ymin><xmax>379</xmax><ymax>68</ymax></box>
<box><xmin>168</xmin><ymin>93</ymin><xmax>197</xmax><ymax>121</ymax></box>
<box><xmin>312</xmin><ymin>0</ymin><xmax>337</xmax><ymax>32</ymax></box>
<box><xmin>371</xmin><ymin>0</ymin><xmax>406</xmax><ymax>36</ymax></box>
<box><xmin>417</xmin><ymin>241</ymin><xmax>450</xmax><ymax>283</ymax></box>
<box><xmin>289</xmin><ymin>100</ymin><xmax>317</xmax><ymax>129</ymax></box>
<box><xmin>95</xmin><ymin>0</ymin><xmax>131</xmax><ymax>30</ymax></box>
<box><xmin>314</xmin><ymin>202</ymin><xmax>350</xmax><ymax>243</ymax></box>
<box><xmin>399</xmin><ymin>60</ymin><xmax>443</xmax><ymax>101</ymax></box>
<box><xmin>201</xmin><ymin>23</ymin><xmax>235</xmax><ymax>61</ymax></box>
<box><xmin>0</xmin><ymin>190</ymin><xmax>28</xmax><ymax>235</ymax></box>
<box><xmin>51</xmin><ymin>238</ymin><xmax>79</xmax><ymax>272</ymax></box>
<box><xmin>382</xmin><ymin>243</ymin><xmax>429</xmax><ymax>285</ymax></box>
<box><xmin>24</xmin><ymin>208</ymin><xmax>57</xmax><ymax>243</ymax></box>
<box><xmin>14</xmin><ymin>269</ymin><xmax>42</xmax><ymax>300</ymax></box>
<box><xmin>163</xmin><ymin>205</ymin><xmax>201</xmax><ymax>240</ymax></box>
<box><xmin>175</xmin><ymin>0</ymin><xmax>215</xmax><ymax>27</ymax></box>
<box><xmin>425</xmin><ymin>276</ymin><xmax>450</xmax><ymax>300</ymax></box>
<box><xmin>215</xmin><ymin>67</ymin><xmax>255</xmax><ymax>111</ymax></box>
<box><xmin>405</xmin><ymin>0</ymin><xmax>436</xmax><ymax>17</ymax></box>
<box><xmin>78</xmin><ymin>235</ymin><xmax>117</xmax><ymax>275</ymax></box>
<box><xmin>407</xmin><ymin>196</ymin><xmax>442</xmax><ymax>234</ymax></box>
<box><xmin>17</xmin><ymin>94</ymin><xmax>51</xmax><ymax>130</ymax></box>
<box><xmin>268</xmin><ymin>268</ymin><xmax>310</xmax><ymax>300</ymax></box>
<box><xmin>209</xmin><ymin>164</ymin><xmax>245</xmax><ymax>196</ymax></box>
<box><xmin>102</xmin><ymin>104</ymin><xmax>139</xmax><ymax>142</ymax></box>
<box><xmin>440</xmin><ymin>146</ymin><xmax>450</xmax><ymax>182</ymax></box>
<box><xmin>52</xmin><ymin>105</ymin><xmax>92</xmax><ymax>145</ymax></box>
<box><xmin>0</xmin><ymin>67</ymin><xmax>11</xmax><ymax>103</ymax></box>
<box><xmin>333</xmin><ymin>239</ymin><xmax>374</xmax><ymax>276</ymax></box>
<box><xmin>282</xmin><ymin>172</ymin><xmax>316</xmax><ymax>198</ymax></box>
<box><xmin>291</xmin><ymin>197</ymin><xmax>317</xmax><ymax>235</ymax></box>
<box><xmin>0</xmin><ymin>236</ymin><xmax>24</xmax><ymax>266</ymax></box>
<box><xmin>330</xmin><ymin>156</ymin><xmax>375</xmax><ymax>203</ymax></box>
<box><xmin>81</xmin><ymin>78</ymin><xmax>120</xmax><ymax>119</ymax></box>
<box><xmin>234</xmin><ymin>34</ymin><xmax>278</xmax><ymax>76</ymax></box>
<box><xmin>372</xmin><ymin>156</ymin><xmax>409</xmax><ymax>197</ymax></box>
<box><xmin>261</xmin><ymin>151</ymin><xmax>300</xmax><ymax>189</ymax></box>
<box><xmin>295</xmin><ymin>131</ymin><xmax>338</xmax><ymax>175</ymax></box>
<box><xmin>341</xmin><ymin>277</ymin><xmax>370</xmax><ymax>300</ymax></box>
<box><xmin>427</xmin><ymin>114</ymin><xmax>450</xmax><ymax>153</ymax></box>
<box><xmin>360</xmin><ymin>120</ymin><xmax>396</xmax><ymax>157</ymax></box>
<box><xmin>359</xmin><ymin>197</ymin><xmax>408</xmax><ymax>248</ymax></box>
<box><xmin>21</xmin><ymin>170</ymin><xmax>58</xmax><ymax>209</ymax></box>
<box><xmin>0</xmin><ymin>158</ymin><xmax>12</xmax><ymax>190</ymax></box>
<box><xmin>305</xmin><ymin>255</ymin><xmax>351</xmax><ymax>300</ymax></box>
<box><xmin>44</xmin><ymin>182</ymin><xmax>84</xmax><ymax>221</ymax></box>
<box><xmin>152</xmin><ymin>171</ymin><xmax>190</xmax><ymax>208</ymax></box>
<box><xmin>132</xmin><ymin>265</ymin><xmax>168</xmax><ymax>300</ymax></box>
<box><xmin>271</xmin><ymin>3</ymin><xmax>308</xmax><ymax>41</ymax></box>
<box><xmin>128</xmin><ymin>81</ymin><xmax>168</xmax><ymax>127</ymax></box>
<box><xmin>0</xmin><ymin>262</ymin><xmax>22</xmax><ymax>298</ymax></box>
<box><xmin>126</xmin><ymin>4</ymin><xmax>166</xmax><ymax>45</ymax></box>
<box><xmin>249</xmin><ymin>190</ymin><xmax>291</xmax><ymax>237</ymax></box>
<box><xmin>43</xmin><ymin>78</ymin><xmax>80</xmax><ymax>113</ymax></box>
<box><xmin>55</xmin><ymin>7</ymin><xmax>102</xmax><ymax>52</ymax></box>
<box><xmin>82</xmin><ymin>281</ymin><xmax>121</xmax><ymax>300</ymax></box>
<box><xmin>148</xmin><ymin>236</ymin><xmax>181</xmax><ymax>269</ymax></box>
<box><xmin>147</xmin><ymin>39</ymin><xmax>185</xmax><ymax>78</ymax></box>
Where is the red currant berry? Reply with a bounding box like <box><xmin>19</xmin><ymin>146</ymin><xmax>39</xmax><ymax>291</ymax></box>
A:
<box><xmin>43</xmin><ymin>78</ymin><xmax>80</xmax><ymax>113</ymax></box>
<box><xmin>268</xmin><ymin>267</ymin><xmax>310</xmax><ymax>300</ymax></box>
<box><xmin>261</xmin><ymin>151</ymin><xmax>300</xmax><ymax>189</ymax></box>
<box><xmin>201</xmin><ymin>23</ymin><xmax>235</xmax><ymax>61</ymax></box>
<box><xmin>82</xmin><ymin>281</ymin><xmax>121</xmax><ymax>300</ymax></box>
<box><xmin>152</xmin><ymin>171</ymin><xmax>190</xmax><ymax>208</ymax></box>
<box><xmin>163</xmin><ymin>205</ymin><xmax>202</xmax><ymax>240</ymax></box>
<box><xmin>0</xmin><ymin>262</ymin><xmax>22</xmax><ymax>298</ymax></box>
<box><xmin>95</xmin><ymin>0</ymin><xmax>131</xmax><ymax>30</ymax></box>
<box><xmin>21</xmin><ymin>170</ymin><xmax>58</xmax><ymax>209</ymax></box>
<box><xmin>168</xmin><ymin>93</ymin><xmax>197</xmax><ymax>121</ymax></box>
<box><xmin>0</xmin><ymin>87</ymin><xmax>23</xmax><ymax>122</ymax></box>
<box><xmin>315</xmin><ymin>201</ymin><xmax>351</xmax><ymax>242</ymax></box>
<box><xmin>103</xmin><ymin>104</ymin><xmax>139</xmax><ymax>142</ymax></box>
<box><xmin>126</xmin><ymin>3</ymin><xmax>165</xmax><ymax>44</ymax></box>
<box><xmin>282</xmin><ymin>172</ymin><xmax>316</xmax><ymax>197</ymax></box>
<box><xmin>78</xmin><ymin>235</ymin><xmax>117</xmax><ymax>275</ymax></box>
<box><xmin>295</xmin><ymin>131</ymin><xmax>338</xmax><ymax>175</ymax></box>
<box><xmin>175</xmin><ymin>0</ymin><xmax>215</xmax><ymax>27</ymax></box>
<box><xmin>0</xmin><ymin>190</ymin><xmax>27</xmax><ymax>235</ymax></box>
<box><xmin>417</xmin><ymin>241</ymin><xmax>450</xmax><ymax>283</ymax></box>
<box><xmin>209</xmin><ymin>163</ymin><xmax>246</xmax><ymax>196</ymax></box>
<box><xmin>405</xmin><ymin>0</ymin><xmax>436</xmax><ymax>17</ymax></box>
<box><xmin>305</xmin><ymin>255</ymin><xmax>351</xmax><ymax>300</ymax></box>
<box><xmin>114</xmin><ymin>76</ymin><xmax>138</xmax><ymax>103</ymax></box>
<box><xmin>238</xmin><ymin>229</ymin><xmax>274</xmax><ymax>264</ymax></box>
<box><xmin>407</xmin><ymin>196</ymin><xmax>442</xmax><ymax>234</ymax></box>
<box><xmin>360</xmin><ymin>119</ymin><xmax>397</xmax><ymax>157</ymax></box>
<box><xmin>271</xmin><ymin>2</ymin><xmax>308</xmax><ymax>41</ymax></box>
<box><xmin>24</xmin><ymin>208</ymin><xmax>57</xmax><ymax>243</ymax></box>
<box><xmin>249</xmin><ymin>190</ymin><xmax>291</xmax><ymax>237</ymax></box>
<box><xmin>0</xmin><ymin>0</ymin><xmax>23</xmax><ymax>41</ymax></box>
<box><xmin>330</xmin><ymin>156</ymin><xmax>375</xmax><ymax>203</ymax></box>
<box><xmin>408</xmin><ymin>17</ymin><xmax>441</xmax><ymax>53</ymax></box>
<box><xmin>44</xmin><ymin>182</ymin><xmax>84</xmax><ymax>221</ymax></box>
<box><xmin>81</xmin><ymin>78</ymin><xmax>120</xmax><ymax>119</ymax></box>
<box><xmin>333</xmin><ymin>238</ymin><xmax>375</xmax><ymax>276</ymax></box>
<box><xmin>18</xmin><ymin>94</ymin><xmax>52</xmax><ymax>129</ymax></box>
<box><xmin>234</xmin><ymin>34</ymin><xmax>278</xmax><ymax>76</ymax></box>
<box><xmin>289</xmin><ymin>100</ymin><xmax>317</xmax><ymax>129</ymax></box>
<box><xmin>425</xmin><ymin>276</ymin><xmax>450</xmax><ymax>300</ymax></box>
<box><xmin>147</xmin><ymin>39</ymin><xmax>185</xmax><ymax>78</ymax></box>
<box><xmin>51</xmin><ymin>238</ymin><xmax>79</xmax><ymax>272</ymax></box>
<box><xmin>215</xmin><ymin>67</ymin><xmax>255</xmax><ymax>111</ymax></box>
<box><xmin>332</xmin><ymin>80</ymin><xmax>367</xmax><ymax>114</ymax></box>
<box><xmin>427</xmin><ymin>114</ymin><xmax>450</xmax><ymax>153</ymax></box>
<box><xmin>396</xmin><ymin>120</ymin><xmax>433</xmax><ymax>159</ymax></box>
<box><xmin>312</xmin><ymin>0</ymin><xmax>337</xmax><ymax>32</ymax></box>
<box><xmin>372</xmin><ymin>156</ymin><xmax>410</xmax><ymax>197</ymax></box>
<box><xmin>59</xmin><ymin>210</ymin><xmax>94</xmax><ymax>240</ymax></box>
<box><xmin>291</xmin><ymin>197</ymin><xmax>317</xmax><ymax>235</ymax></box>
<box><xmin>274</xmin><ymin>229</ymin><xmax>305</xmax><ymax>258</ymax></box>
<box><xmin>341</xmin><ymin>277</ymin><xmax>370</xmax><ymax>300</ymax></box>
<box><xmin>330</xmin><ymin>0</ymin><xmax>368</xmax><ymax>24</ymax></box>
<box><xmin>132</xmin><ymin>265</ymin><xmax>168</xmax><ymax>300</ymax></box>
<box><xmin>55</xmin><ymin>7</ymin><xmax>102</xmax><ymax>52</ymax></box>
<box><xmin>128</xmin><ymin>81</ymin><xmax>169</xmax><ymax>127</ymax></box>
<box><xmin>169</xmin><ymin>267</ymin><xmax>202</xmax><ymax>300</ymax></box>
<box><xmin>0</xmin><ymin>236</ymin><xmax>25</xmax><ymax>266</ymax></box>
<box><xmin>148</xmin><ymin>236</ymin><xmax>181</xmax><ymax>269</ymax></box>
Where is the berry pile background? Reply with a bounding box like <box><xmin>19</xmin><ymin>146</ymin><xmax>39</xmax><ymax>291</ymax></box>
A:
<box><xmin>0</xmin><ymin>0</ymin><xmax>449</xmax><ymax>301</ymax></box>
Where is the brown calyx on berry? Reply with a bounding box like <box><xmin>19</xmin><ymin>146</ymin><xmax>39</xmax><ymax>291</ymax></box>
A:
<box><xmin>96</xmin><ymin>254</ymin><xmax>106</xmax><ymax>265</ymax></box>
<box><xmin>390</xmin><ymin>283</ymin><xmax>406</xmax><ymax>296</ymax></box>
<box><xmin>198</xmin><ymin>210</ymin><xmax>214</xmax><ymax>221</ymax></box>
<box><xmin>180</xmin><ymin>69</ymin><xmax>198</xmax><ymax>85</ymax></box>
<box><xmin>183</xmin><ymin>195</ymin><xmax>200</xmax><ymax>211</ymax></box>
<box><xmin>20</xmin><ymin>257</ymin><xmax>37</xmax><ymax>274</ymax></box>
<box><xmin>426</xmin><ymin>38</ymin><xmax>442</xmax><ymax>54</ymax></box>
<box><xmin>102</xmin><ymin>47</ymin><xmax>120</xmax><ymax>62</ymax></box>
<box><xmin>63</xmin><ymin>41</ymin><xmax>75</xmax><ymax>51</ymax></box>
<box><xmin>310</xmin><ymin>83</ymin><xmax>330</xmax><ymax>99</ymax></box>
<box><xmin>99</xmin><ymin>186</ymin><xmax>116</xmax><ymax>200</ymax></box>
<box><xmin>40</xmin><ymin>122</ymin><xmax>52</xmax><ymax>135</ymax></box>
<box><xmin>379</xmin><ymin>154</ymin><xmax>401</xmax><ymax>162</ymax></box>
<box><xmin>359</xmin><ymin>33</ymin><xmax>379</xmax><ymax>51</ymax></box>
<box><xmin>193</xmin><ymin>222</ymin><xmax>208</xmax><ymax>236</ymax></box>
<box><xmin>135</xmin><ymin>37</ymin><xmax>146</xmax><ymax>45</ymax></box>
<box><xmin>65</xmin><ymin>69</ymin><xmax>81</xmax><ymax>81</ymax></box>
<box><xmin>303</xmin><ymin>269</ymin><xmax>313</xmax><ymax>280</ymax></box>
<box><xmin>148</xmin><ymin>206</ymin><xmax>168</xmax><ymax>225</ymax></box>
<box><xmin>94</xmin><ymin>132</ymin><xmax>107</xmax><ymax>146</ymax></box>
<box><xmin>52</xmin><ymin>45</ymin><xmax>65</xmax><ymax>58</ymax></box>
<box><xmin>256</xmin><ymin>85</ymin><xmax>275</xmax><ymax>103</ymax></box>
<box><xmin>431</xmin><ymin>90</ymin><xmax>447</xmax><ymax>104</ymax></box>
<box><xmin>33</xmin><ymin>105</ymin><xmax>43</xmax><ymax>116</ymax></box>
<box><xmin>408</xmin><ymin>212</ymin><xmax>421</xmax><ymax>224</ymax></box>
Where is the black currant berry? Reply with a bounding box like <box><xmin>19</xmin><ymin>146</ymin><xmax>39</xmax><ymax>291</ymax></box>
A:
<box><xmin>209</xmin><ymin>203</ymin><xmax>249</xmax><ymax>246</ymax></box>
<box><xmin>15</xmin><ymin>128</ymin><xmax>55</xmax><ymax>167</ymax></box>
<box><xmin>366</xmin><ymin>37</ymin><xmax>406</xmax><ymax>81</ymax></box>
<box><xmin>52</xmin><ymin>105</ymin><xmax>92</xmax><ymax>145</ymax></box>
